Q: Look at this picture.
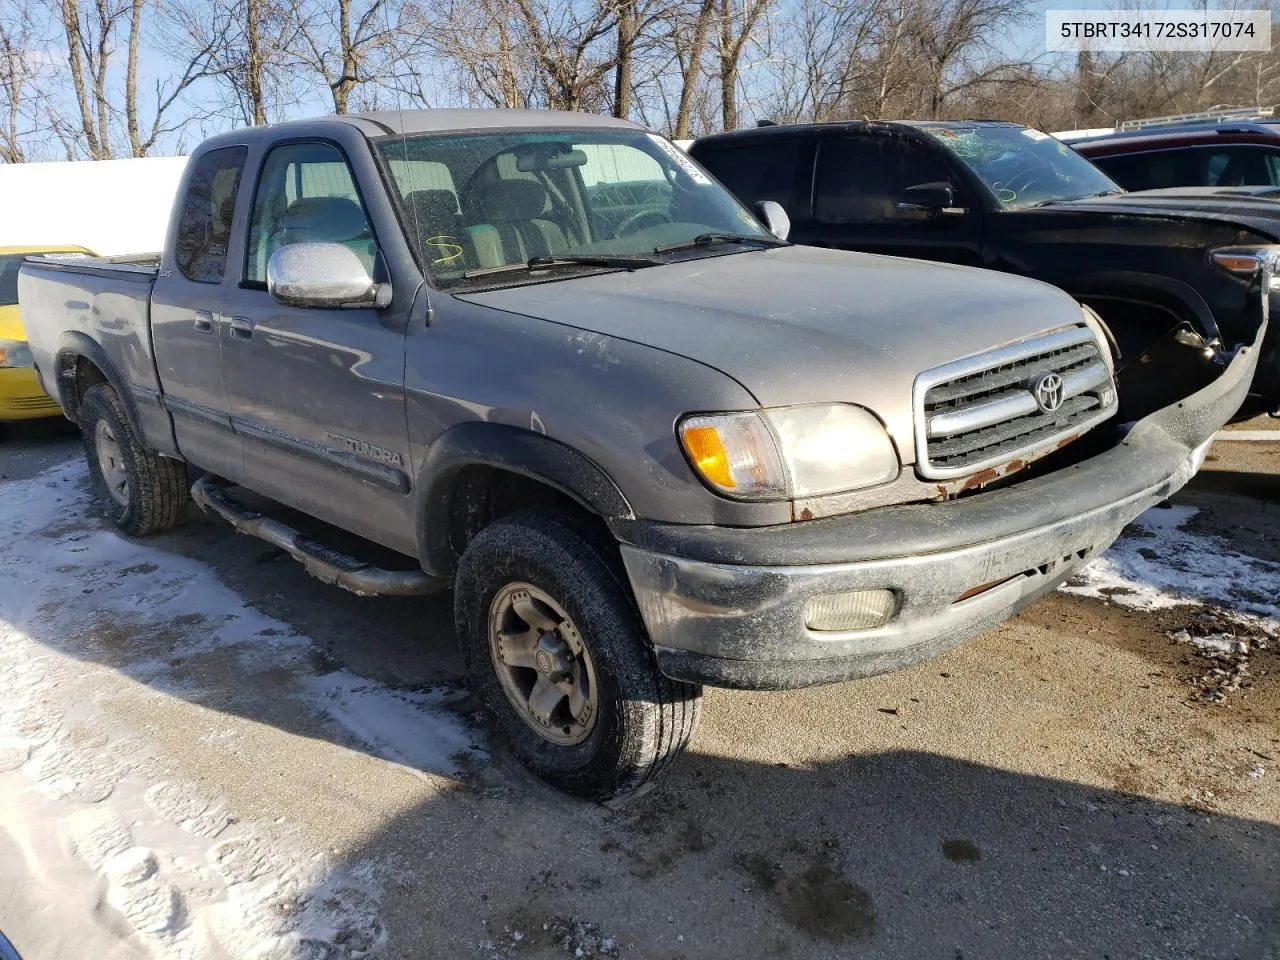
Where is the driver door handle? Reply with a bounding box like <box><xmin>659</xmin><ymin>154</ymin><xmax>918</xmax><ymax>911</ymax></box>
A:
<box><xmin>228</xmin><ymin>316</ymin><xmax>255</xmax><ymax>341</ymax></box>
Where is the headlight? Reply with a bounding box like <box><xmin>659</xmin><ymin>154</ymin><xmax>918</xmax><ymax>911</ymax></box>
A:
<box><xmin>0</xmin><ymin>340</ymin><xmax>33</xmax><ymax>368</ymax></box>
<box><xmin>679</xmin><ymin>404</ymin><xmax>899</xmax><ymax>501</ymax></box>
<box><xmin>1209</xmin><ymin>244</ymin><xmax>1280</xmax><ymax>291</ymax></box>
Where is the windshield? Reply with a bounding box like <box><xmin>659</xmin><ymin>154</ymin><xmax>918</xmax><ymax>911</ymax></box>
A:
<box><xmin>376</xmin><ymin>129</ymin><xmax>773</xmax><ymax>288</ymax></box>
<box><xmin>921</xmin><ymin>124</ymin><xmax>1122</xmax><ymax>209</ymax></box>
<box><xmin>0</xmin><ymin>256</ymin><xmax>23</xmax><ymax>306</ymax></box>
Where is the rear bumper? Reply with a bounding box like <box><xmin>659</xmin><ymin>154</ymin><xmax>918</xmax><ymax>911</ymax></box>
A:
<box><xmin>615</xmin><ymin>326</ymin><xmax>1260</xmax><ymax>691</ymax></box>
<box><xmin>0</xmin><ymin>367</ymin><xmax>61</xmax><ymax>421</ymax></box>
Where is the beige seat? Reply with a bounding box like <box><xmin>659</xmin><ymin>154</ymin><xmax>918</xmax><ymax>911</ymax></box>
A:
<box><xmin>462</xmin><ymin>179</ymin><xmax>572</xmax><ymax>267</ymax></box>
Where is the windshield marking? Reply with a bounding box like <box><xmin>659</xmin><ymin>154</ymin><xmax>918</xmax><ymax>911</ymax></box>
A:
<box><xmin>647</xmin><ymin>133</ymin><xmax>710</xmax><ymax>185</ymax></box>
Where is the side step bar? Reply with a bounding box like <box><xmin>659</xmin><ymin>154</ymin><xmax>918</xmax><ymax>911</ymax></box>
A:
<box><xmin>191</xmin><ymin>477</ymin><xmax>444</xmax><ymax>598</ymax></box>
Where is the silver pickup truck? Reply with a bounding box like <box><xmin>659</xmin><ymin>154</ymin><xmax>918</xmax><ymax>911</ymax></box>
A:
<box><xmin>19</xmin><ymin>110</ymin><xmax>1264</xmax><ymax>799</ymax></box>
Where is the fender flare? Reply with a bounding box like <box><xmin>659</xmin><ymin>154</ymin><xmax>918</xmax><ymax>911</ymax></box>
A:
<box><xmin>1064</xmin><ymin>270</ymin><xmax>1222</xmax><ymax>345</ymax></box>
<box><xmin>414</xmin><ymin>422</ymin><xmax>634</xmax><ymax>577</ymax></box>
<box><xmin>51</xmin><ymin>332</ymin><xmax>145</xmax><ymax>438</ymax></box>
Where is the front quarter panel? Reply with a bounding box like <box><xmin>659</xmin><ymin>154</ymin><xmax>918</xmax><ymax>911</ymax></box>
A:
<box><xmin>988</xmin><ymin>208</ymin><xmax>1267</xmax><ymax>352</ymax></box>
<box><xmin>404</xmin><ymin>292</ymin><xmax>791</xmax><ymax>528</ymax></box>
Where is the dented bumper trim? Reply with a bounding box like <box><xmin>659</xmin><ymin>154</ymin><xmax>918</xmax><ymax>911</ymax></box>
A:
<box><xmin>615</xmin><ymin>326</ymin><xmax>1261</xmax><ymax>691</ymax></box>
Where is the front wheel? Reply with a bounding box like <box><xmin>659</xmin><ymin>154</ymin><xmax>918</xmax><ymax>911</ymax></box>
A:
<box><xmin>79</xmin><ymin>382</ymin><xmax>189</xmax><ymax>536</ymax></box>
<box><xmin>454</xmin><ymin>508</ymin><xmax>702</xmax><ymax>800</ymax></box>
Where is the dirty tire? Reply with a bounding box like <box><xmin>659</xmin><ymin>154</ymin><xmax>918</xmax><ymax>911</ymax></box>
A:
<box><xmin>455</xmin><ymin>508</ymin><xmax>702</xmax><ymax>800</ymax></box>
<box><xmin>79</xmin><ymin>382</ymin><xmax>189</xmax><ymax>536</ymax></box>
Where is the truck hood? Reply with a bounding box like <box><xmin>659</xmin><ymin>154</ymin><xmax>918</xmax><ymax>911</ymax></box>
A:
<box><xmin>458</xmin><ymin>245</ymin><xmax>1090</xmax><ymax>461</ymax></box>
<box><xmin>1039</xmin><ymin>187</ymin><xmax>1280</xmax><ymax>239</ymax></box>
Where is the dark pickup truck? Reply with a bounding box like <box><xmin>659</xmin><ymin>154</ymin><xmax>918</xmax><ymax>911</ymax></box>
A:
<box><xmin>690</xmin><ymin>119</ymin><xmax>1280</xmax><ymax>412</ymax></box>
<box><xmin>19</xmin><ymin>110</ymin><xmax>1264</xmax><ymax>799</ymax></box>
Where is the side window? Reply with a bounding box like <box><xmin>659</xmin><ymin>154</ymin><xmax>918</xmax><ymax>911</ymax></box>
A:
<box><xmin>814</xmin><ymin>136</ymin><xmax>951</xmax><ymax>223</ymax></box>
<box><xmin>1202</xmin><ymin>146</ymin><xmax>1274</xmax><ymax>187</ymax></box>
<box><xmin>696</xmin><ymin>141</ymin><xmax>801</xmax><ymax>216</ymax></box>
<box><xmin>244</xmin><ymin>141</ymin><xmax>376</xmax><ymax>285</ymax></box>
<box><xmin>174</xmin><ymin>146</ymin><xmax>247</xmax><ymax>284</ymax></box>
<box><xmin>1091</xmin><ymin>150</ymin><xmax>1191</xmax><ymax>190</ymax></box>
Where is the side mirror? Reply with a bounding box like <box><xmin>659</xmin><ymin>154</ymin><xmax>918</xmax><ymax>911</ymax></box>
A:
<box><xmin>753</xmin><ymin>200</ymin><xmax>791</xmax><ymax>241</ymax></box>
<box><xmin>266</xmin><ymin>242</ymin><xmax>390</xmax><ymax>309</ymax></box>
<box><xmin>896</xmin><ymin>182</ymin><xmax>960</xmax><ymax>221</ymax></box>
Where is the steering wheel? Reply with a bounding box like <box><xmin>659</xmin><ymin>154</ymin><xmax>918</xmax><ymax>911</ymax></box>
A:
<box><xmin>615</xmin><ymin>207</ymin><xmax>673</xmax><ymax>237</ymax></box>
<box><xmin>1002</xmin><ymin>164</ymin><xmax>1058</xmax><ymax>196</ymax></box>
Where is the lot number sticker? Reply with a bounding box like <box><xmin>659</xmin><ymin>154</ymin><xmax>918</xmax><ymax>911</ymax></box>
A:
<box><xmin>648</xmin><ymin>134</ymin><xmax>711</xmax><ymax>185</ymax></box>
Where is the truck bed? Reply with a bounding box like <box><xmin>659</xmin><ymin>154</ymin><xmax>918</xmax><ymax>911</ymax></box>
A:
<box><xmin>19</xmin><ymin>254</ymin><xmax>162</xmax><ymax>425</ymax></box>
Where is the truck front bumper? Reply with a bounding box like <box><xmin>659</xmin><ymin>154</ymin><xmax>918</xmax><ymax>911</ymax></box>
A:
<box><xmin>613</xmin><ymin>330</ymin><xmax>1261</xmax><ymax>691</ymax></box>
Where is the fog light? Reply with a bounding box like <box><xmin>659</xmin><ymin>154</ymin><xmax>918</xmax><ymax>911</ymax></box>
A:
<box><xmin>804</xmin><ymin>589</ymin><xmax>897</xmax><ymax>632</ymax></box>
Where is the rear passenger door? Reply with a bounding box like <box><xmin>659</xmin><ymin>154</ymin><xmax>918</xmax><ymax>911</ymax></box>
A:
<box><xmin>151</xmin><ymin>145</ymin><xmax>248</xmax><ymax>480</ymax></box>
<box><xmin>219</xmin><ymin>139</ymin><xmax>417</xmax><ymax>555</ymax></box>
<box><xmin>798</xmin><ymin>133</ymin><xmax>983</xmax><ymax>266</ymax></box>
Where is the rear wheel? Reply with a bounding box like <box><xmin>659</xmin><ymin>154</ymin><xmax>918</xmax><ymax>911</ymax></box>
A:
<box><xmin>79</xmin><ymin>382</ymin><xmax>189</xmax><ymax>536</ymax></box>
<box><xmin>454</xmin><ymin>508</ymin><xmax>702</xmax><ymax>800</ymax></box>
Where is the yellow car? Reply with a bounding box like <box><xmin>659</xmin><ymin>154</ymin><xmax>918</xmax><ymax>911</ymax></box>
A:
<box><xmin>0</xmin><ymin>245</ymin><xmax>93</xmax><ymax>420</ymax></box>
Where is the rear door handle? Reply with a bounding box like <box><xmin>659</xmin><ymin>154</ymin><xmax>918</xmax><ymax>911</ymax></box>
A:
<box><xmin>228</xmin><ymin>316</ymin><xmax>255</xmax><ymax>341</ymax></box>
<box><xmin>192</xmin><ymin>311</ymin><xmax>214</xmax><ymax>334</ymax></box>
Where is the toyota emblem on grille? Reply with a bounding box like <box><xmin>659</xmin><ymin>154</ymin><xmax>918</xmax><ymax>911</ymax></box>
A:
<box><xmin>1033</xmin><ymin>373</ymin><xmax>1065</xmax><ymax>413</ymax></box>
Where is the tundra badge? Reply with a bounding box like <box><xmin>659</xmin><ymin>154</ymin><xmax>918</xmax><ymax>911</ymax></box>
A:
<box><xmin>325</xmin><ymin>432</ymin><xmax>404</xmax><ymax>467</ymax></box>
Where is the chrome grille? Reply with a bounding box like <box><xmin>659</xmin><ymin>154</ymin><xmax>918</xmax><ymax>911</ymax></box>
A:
<box><xmin>914</xmin><ymin>327</ymin><xmax>1117</xmax><ymax>480</ymax></box>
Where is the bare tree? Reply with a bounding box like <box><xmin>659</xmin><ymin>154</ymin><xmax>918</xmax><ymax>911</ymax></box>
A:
<box><xmin>54</xmin><ymin>0</ymin><xmax>220</xmax><ymax>157</ymax></box>
<box><xmin>288</xmin><ymin>0</ymin><xmax>418</xmax><ymax>113</ymax></box>
<box><xmin>715</xmin><ymin>0</ymin><xmax>771</xmax><ymax>129</ymax></box>
<box><xmin>0</xmin><ymin>1</ymin><xmax>46</xmax><ymax>162</ymax></box>
<box><xmin>665</xmin><ymin>0</ymin><xmax>715</xmax><ymax>136</ymax></box>
<box><xmin>169</xmin><ymin>0</ymin><xmax>298</xmax><ymax>127</ymax></box>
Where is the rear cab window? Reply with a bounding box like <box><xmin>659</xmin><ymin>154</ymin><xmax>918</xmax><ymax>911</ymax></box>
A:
<box><xmin>173</xmin><ymin>146</ymin><xmax>248</xmax><ymax>284</ymax></box>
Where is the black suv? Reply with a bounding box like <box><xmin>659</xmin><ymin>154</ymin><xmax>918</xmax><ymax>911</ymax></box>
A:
<box><xmin>689</xmin><ymin>120</ymin><xmax>1280</xmax><ymax>410</ymax></box>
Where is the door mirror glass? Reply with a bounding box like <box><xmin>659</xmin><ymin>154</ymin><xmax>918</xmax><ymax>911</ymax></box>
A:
<box><xmin>266</xmin><ymin>242</ymin><xmax>389</xmax><ymax>309</ymax></box>
<box><xmin>897</xmin><ymin>182</ymin><xmax>957</xmax><ymax>220</ymax></box>
<box><xmin>753</xmin><ymin>199</ymin><xmax>791</xmax><ymax>240</ymax></box>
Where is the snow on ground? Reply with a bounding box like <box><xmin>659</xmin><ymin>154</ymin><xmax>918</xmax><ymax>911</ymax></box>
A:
<box><xmin>0</xmin><ymin>460</ymin><xmax>483</xmax><ymax>959</ymax></box>
<box><xmin>1061</xmin><ymin>504</ymin><xmax>1280</xmax><ymax>629</ymax></box>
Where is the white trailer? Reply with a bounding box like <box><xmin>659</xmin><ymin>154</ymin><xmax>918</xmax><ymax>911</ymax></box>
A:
<box><xmin>0</xmin><ymin>156</ymin><xmax>188</xmax><ymax>256</ymax></box>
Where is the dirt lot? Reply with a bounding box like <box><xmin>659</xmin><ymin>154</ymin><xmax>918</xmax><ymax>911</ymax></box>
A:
<box><xmin>0</xmin><ymin>417</ymin><xmax>1277</xmax><ymax>960</ymax></box>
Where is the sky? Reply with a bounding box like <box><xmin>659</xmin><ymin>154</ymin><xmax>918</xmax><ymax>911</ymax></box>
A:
<box><xmin>18</xmin><ymin>0</ymin><xmax>1271</xmax><ymax>159</ymax></box>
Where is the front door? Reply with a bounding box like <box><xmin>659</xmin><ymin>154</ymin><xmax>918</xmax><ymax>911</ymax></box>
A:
<box><xmin>793</xmin><ymin>133</ymin><xmax>984</xmax><ymax>267</ymax></box>
<box><xmin>150</xmin><ymin>145</ymin><xmax>248</xmax><ymax>479</ymax></box>
<box><xmin>219</xmin><ymin>139</ymin><xmax>416</xmax><ymax>555</ymax></box>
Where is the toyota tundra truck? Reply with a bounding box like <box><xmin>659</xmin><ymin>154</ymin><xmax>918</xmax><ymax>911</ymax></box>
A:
<box><xmin>18</xmin><ymin>110</ymin><xmax>1266</xmax><ymax>799</ymax></box>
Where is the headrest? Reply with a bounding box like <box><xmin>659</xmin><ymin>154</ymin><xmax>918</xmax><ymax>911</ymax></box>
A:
<box><xmin>404</xmin><ymin>189</ymin><xmax>461</xmax><ymax>228</ymax></box>
<box><xmin>467</xmin><ymin>179</ymin><xmax>548</xmax><ymax>222</ymax></box>
<box><xmin>278</xmin><ymin>196</ymin><xmax>369</xmax><ymax>244</ymax></box>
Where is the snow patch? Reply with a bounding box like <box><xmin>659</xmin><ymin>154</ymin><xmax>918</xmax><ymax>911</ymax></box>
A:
<box><xmin>0</xmin><ymin>460</ymin><xmax>485</xmax><ymax>957</ymax></box>
<box><xmin>1061</xmin><ymin>504</ymin><xmax>1280</xmax><ymax>628</ymax></box>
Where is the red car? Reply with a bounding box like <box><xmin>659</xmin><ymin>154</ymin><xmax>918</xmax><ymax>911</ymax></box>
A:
<box><xmin>1073</xmin><ymin>119</ymin><xmax>1280</xmax><ymax>191</ymax></box>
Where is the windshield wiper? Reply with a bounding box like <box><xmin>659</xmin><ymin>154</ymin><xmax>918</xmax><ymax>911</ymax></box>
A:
<box><xmin>1027</xmin><ymin>189</ymin><xmax>1124</xmax><ymax>208</ymax></box>
<box><xmin>654</xmin><ymin>233</ymin><xmax>787</xmax><ymax>254</ymax></box>
<box><xmin>463</xmin><ymin>253</ymin><xmax>661</xmax><ymax>280</ymax></box>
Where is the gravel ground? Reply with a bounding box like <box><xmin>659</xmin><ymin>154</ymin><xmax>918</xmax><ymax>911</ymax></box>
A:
<box><xmin>1</xmin><ymin>417</ymin><xmax>1277</xmax><ymax>960</ymax></box>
